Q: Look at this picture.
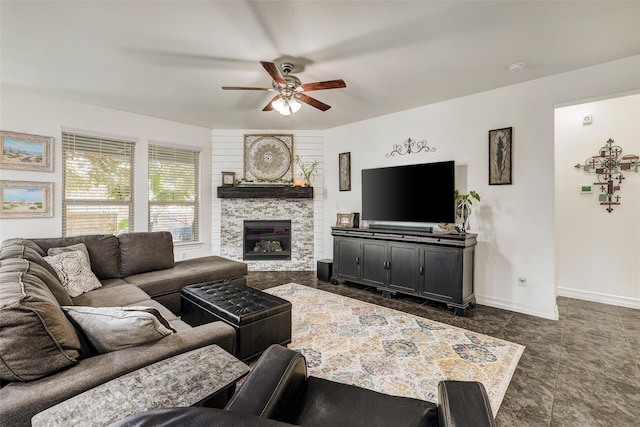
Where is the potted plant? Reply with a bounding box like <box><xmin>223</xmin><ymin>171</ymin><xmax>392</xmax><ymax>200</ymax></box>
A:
<box><xmin>295</xmin><ymin>155</ymin><xmax>319</xmax><ymax>187</ymax></box>
<box><xmin>455</xmin><ymin>189</ymin><xmax>481</xmax><ymax>234</ymax></box>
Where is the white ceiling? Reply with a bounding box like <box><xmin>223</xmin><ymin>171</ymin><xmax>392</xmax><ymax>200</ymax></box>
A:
<box><xmin>2</xmin><ymin>1</ymin><xmax>640</xmax><ymax>131</ymax></box>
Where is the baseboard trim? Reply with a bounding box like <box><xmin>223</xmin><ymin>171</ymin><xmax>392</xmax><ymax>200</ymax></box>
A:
<box><xmin>475</xmin><ymin>295</ymin><xmax>559</xmax><ymax>320</ymax></box>
<box><xmin>557</xmin><ymin>287</ymin><xmax>640</xmax><ymax>310</ymax></box>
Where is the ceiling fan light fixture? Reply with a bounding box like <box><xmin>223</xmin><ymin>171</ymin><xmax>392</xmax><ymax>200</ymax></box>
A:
<box><xmin>289</xmin><ymin>98</ymin><xmax>302</xmax><ymax>113</ymax></box>
<box><xmin>279</xmin><ymin>105</ymin><xmax>291</xmax><ymax>116</ymax></box>
<box><xmin>272</xmin><ymin>97</ymin><xmax>286</xmax><ymax>112</ymax></box>
<box><xmin>272</xmin><ymin>95</ymin><xmax>301</xmax><ymax>115</ymax></box>
<box><xmin>223</xmin><ymin>61</ymin><xmax>345</xmax><ymax>114</ymax></box>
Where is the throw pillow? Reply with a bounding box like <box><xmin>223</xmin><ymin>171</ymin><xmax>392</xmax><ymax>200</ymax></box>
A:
<box><xmin>47</xmin><ymin>243</ymin><xmax>92</xmax><ymax>269</ymax></box>
<box><xmin>44</xmin><ymin>251</ymin><xmax>102</xmax><ymax>297</ymax></box>
<box><xmin>61</xmin><ymin>306</ymin><xmax>176</xmax><ymax>354</ymax></box>
<box><xmin>0</xmin><ymin>263</ymin><xmax>81</xmax><ymax>382</ymax></box>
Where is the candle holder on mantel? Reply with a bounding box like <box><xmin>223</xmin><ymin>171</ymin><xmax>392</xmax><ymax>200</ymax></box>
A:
<box><xmin>574</xmin><ymin>138</ymin><xmax>639</xmax><ymax>213</ymax></box>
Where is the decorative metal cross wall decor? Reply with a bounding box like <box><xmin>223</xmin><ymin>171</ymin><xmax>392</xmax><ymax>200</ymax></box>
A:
<box><xmin>385</xmin><ymin>138</ymin><xmax>436</xmax><ymax>158</ymax></box>
<box><xmin>574</xmin><ymin>138</ymin><xmax>639</xmax><ymax>212</ymax></box>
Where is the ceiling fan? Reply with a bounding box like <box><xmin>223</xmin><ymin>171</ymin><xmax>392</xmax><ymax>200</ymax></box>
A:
<box><xmin>222</xmin><ymin>61</ymin><xmax>346</xmax><ymax>115</ymax></box>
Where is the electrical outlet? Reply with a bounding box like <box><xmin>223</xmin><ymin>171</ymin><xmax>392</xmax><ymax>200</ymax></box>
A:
<box><xmin>518</xmin><ymin>277</ymin><xmax>527</xmax><ymax>287</ymax></box>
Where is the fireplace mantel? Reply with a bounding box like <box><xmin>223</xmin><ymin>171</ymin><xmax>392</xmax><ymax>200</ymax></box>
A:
<box><xmin>217</xmin><ymin>186</ymin><xmax>313</xmax><ymax>199</ymax></box>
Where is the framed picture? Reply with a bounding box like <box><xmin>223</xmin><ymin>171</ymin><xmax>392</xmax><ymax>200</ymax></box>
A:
<box><xmin>243</xmin><ymin>134</ymin><xmax>294</xmax><ymax>182</ymax></box>
<box><xmin>1</xmin><ymin>180</ymin><xmax>54</xmax><ymax>218</ymax></box>
<box><xmin>339</xmin><ymin>152</ymin><xmax>351</xmax><ymax>191</ymax></box>
<box><xmin>222</xmin><ymin>171</ymin><xmax>235</xmax><ymax>186</ymax></box>
<box><xmin>336</xmin><ymin>212</ymin><xmax>359</xmax><ymax>228</ymax></box>
<box><xmin>1</xmin><ymin>130</ymin><xmax>54</xmax><ymax>172</ymax></box>
<box><xmin>488</xmin><ymin>127</ymin><xmax>512</xmax><ymax>185</ymax></box>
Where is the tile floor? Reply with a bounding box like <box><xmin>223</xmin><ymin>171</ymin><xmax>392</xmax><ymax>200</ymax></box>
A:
<box><xmin>246</xmin><ymin>271</ymin><xmax>640</xmax><ymax>426</ymax></box>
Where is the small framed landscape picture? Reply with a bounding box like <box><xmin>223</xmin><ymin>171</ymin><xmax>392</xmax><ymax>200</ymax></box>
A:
<box><xmin>1</xmin><ymin>130</ymin><xmax>54</xmax><ymax>172</ymax></box>
<box><xmin>1</xmin><ymin>181</ymin><xmax>54</xmax><ymax>218</ymax></box>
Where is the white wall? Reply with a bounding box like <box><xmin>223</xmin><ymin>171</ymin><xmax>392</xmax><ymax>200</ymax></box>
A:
<box><xmin>323</xmin><ymin>55</ymin><xmax>640</xmax><ymax>319</ymax></box>
<box><xmin>0</xmin><ymin>86</ymin><xmax>214</xmax><ymax>260</ymax></box>
<box><xmin>211</xmin><ymin>129</ymin><xmax>324</xmax><ymax>267</ymax></box>
<box><xmin>555</xmin><ymin>94</ymin><xmax>640</xmax><ymax>308</ymax></box>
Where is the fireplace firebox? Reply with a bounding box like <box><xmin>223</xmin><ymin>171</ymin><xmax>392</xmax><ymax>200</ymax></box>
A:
<box><xmin>243</xmin><ymin>220</ymin><xmax>291</xmax><ymax>261</ymax></box>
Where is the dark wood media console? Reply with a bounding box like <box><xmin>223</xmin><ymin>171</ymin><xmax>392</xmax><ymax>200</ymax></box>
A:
<box><xmin>331</xmin><ymin>227</ymin><xmax>477</xmax><ymax>316</ymax></box>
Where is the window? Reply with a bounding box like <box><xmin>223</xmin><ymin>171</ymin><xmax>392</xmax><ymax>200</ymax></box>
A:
<box><xmin>148</xmin><ymin>144</ymin><xmax>200</xmax><ymax>242</ymax></box>
<box><xmin>62</xmin><ymin>132</ymin><xmax>135</xmax><ymax>237</ymax></box>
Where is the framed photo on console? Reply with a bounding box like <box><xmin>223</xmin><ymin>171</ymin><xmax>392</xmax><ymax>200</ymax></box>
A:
<box><xmin>336</xmin><ymin>212</ymin><xmax>359</xmax><ymax>228</ymax></box>
<box><xmin>488</xmin><ymin>127</ymin><xmax>512</xmax><ymax>185</ymax></box>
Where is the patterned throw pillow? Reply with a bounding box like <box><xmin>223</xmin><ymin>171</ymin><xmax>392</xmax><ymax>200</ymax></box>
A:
<box><xmin>47</xmin><ymin>243</ymin><xmax>92</xmax><ymax>269</ymax></box>
<box><xmin>61</xmin><ymin>306</ymin><xmax>176</xmax><ymax>354</ymax></box>
<box><xmin>44</xmin><ymin>251</ymin><xmax>102</xmax><ymax>297</ymax></box>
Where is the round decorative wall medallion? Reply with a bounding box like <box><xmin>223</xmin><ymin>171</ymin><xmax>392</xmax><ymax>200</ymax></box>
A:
<box><xmin>245</xmin><ymin>136</ymin><xmax>292</xmax><ymax>180</ymax></box>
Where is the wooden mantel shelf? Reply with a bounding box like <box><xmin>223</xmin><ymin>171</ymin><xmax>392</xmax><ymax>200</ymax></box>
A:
<box><xmin>217</xmin><ymin>186</ymin><xmax>313</xmax><ymax>199</ymax></box>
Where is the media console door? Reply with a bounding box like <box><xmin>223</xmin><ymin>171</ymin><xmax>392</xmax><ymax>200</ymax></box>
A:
<box><xmin>333</xmin><ymin>237</ymin><xmax>360</xmax><ymax>282</ymax></box>
<box><xmin>331</xmin><ymin>227</ymin><xmax>476</xmax><ymax>316</ymax></box>
<box><xmin>387</xmin><ymin>243</ymin><xmax>422</xmax><ymax>294</ymax></box>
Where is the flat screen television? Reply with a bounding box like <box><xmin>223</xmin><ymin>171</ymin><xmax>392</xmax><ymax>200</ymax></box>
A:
<box><xmin>361</xmin><ymin>161</ymin><xmax>455</xmax><ymax>224</ymax></box>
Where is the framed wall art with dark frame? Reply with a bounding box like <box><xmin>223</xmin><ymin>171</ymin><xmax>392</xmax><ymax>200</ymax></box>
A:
<box><xmin>1</xmin><ymin>180</ymin><xmax>54</xmax><ymax>218</ymax></box>
<box><xmin>0</xmin><ymin>130</ymin><xmax>54</xmax><ymax>172</ymax></box>
<box><xmin>339</xmin><ymin>152</ymin><xmax>351</xmax><ymax>191</ymax></box>
<box><xmin>488</xmin><ymin>127</ymin><xmax>512</xmax><ymax>185</ymax></box>
<box><xmin>243</xmin><ymin>134</ymin><xmax>294</xmax><ymax>183</ymax></box>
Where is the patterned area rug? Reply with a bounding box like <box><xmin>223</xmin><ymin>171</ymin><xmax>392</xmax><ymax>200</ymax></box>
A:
<box><xmin>265</xmin><ymin>283</ymin><xmax>524</xmax><ymax>415</ymax></box>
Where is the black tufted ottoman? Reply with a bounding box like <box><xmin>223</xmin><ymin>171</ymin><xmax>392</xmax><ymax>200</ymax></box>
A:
<box><xmin>180</xmin><ymin>281</ymin><xmax>292</xmax><ymax>361</ymax></box>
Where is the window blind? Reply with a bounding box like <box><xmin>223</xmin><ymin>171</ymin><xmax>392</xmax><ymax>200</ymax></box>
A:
<box><xmin>148</xmin><ymin>144</ymin><xmax>200</xmax><ymax>242</ymax></box>
<box><xmin>62</xmin><ymin>132</ymin><xmax>135</xmax><ymax>237</ymax></box>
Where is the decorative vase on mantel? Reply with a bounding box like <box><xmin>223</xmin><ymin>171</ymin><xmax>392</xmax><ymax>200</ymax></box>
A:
<box><xmin>295</xmin><ymin>155</ymin><xmax>318</xmax><ymax>188</ymax></box>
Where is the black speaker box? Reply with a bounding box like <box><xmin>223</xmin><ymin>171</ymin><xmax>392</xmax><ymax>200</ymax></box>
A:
<box><xmin>317</xmin><ymin>259</ymin><xmax>333</xmax><ymax>282</ymax></box>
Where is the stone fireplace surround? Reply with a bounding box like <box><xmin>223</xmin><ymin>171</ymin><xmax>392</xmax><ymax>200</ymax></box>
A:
<box><xmin>219</xmin><ymin>198</ymin><xmax>314</xmax><ymax>271</ymax></box>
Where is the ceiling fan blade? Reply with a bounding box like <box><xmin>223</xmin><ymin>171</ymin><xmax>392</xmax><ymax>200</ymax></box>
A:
<box><xmin>296</xmin><ymin>93</ymin><xmax>331</xmax><ymax>111</ymax></box>
<box><xmin>263</xmin><ymin>95</ymin><xmax>279</xmax><ymax>111</ymax></box>
<box><xmin>221</xmin><ymin>86</ymin><xmax>274</xmax><ymax>91</ymax></box>
<box><xmin>300</xmin><ymin>79</ymin><xmax>346</xmax><ymax>91</ymax></box>
<box><xmin>260</xmin><ymin>61</ymin><xmax>287</xmax><ymax>86</ymax></box>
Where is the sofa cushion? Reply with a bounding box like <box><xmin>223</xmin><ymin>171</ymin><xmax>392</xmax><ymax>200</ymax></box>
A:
<box><xmin>47</xmin><ymin>243</ymin><xmax>92</xmax><ymax>269</ymax></box>
<box><xmin>61</xmin><ymin>306</ymin><xmax>176</xmax><ymax>354</ymax></box>
<box><xmin>0</xmin><ymin>260</ymin><xmax>81</xmax><ymax>382</ymax></box>
<box><xmin>118</xmin><ymin>231</ymin><xmax>175</xmax><ymax>277</ymax></box>
<box><xmin>72</xmin><ymin>283</ymin><xmax>150</xmax><ymax>307</ymax></box>
<box><xmin>0</xmin><ymin>245</ymin><xmax>73</xmax><ymax>305</ymax></box>
<box><xmin>44</xmin><ymin>251</ymin><xmax>102</xmax><ymax>298</ymax></box>
<box><xmin>0</xmin><ymin>242</ymin><xmax>60</xmax><ymax>281</ymax></box>
<box><xmin>31</xmin><ymin>235</ymin><xmax>121</xmax><ymax>280</ymax></box>
<box><xmin>1</xmin><ymin>238</ymin><xmax>46</xmax><ymax>255</ymax></box>
<box><xmin>125</xmin><ymin>256</ymin><xmax>248</xmax><ymax>298</ymax></box>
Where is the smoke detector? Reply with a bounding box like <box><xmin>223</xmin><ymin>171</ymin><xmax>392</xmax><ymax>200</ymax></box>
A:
<box><xmin>508</xmin><ymin>62</ymin><xmax>525</xmax><ymax>72</ymax></box>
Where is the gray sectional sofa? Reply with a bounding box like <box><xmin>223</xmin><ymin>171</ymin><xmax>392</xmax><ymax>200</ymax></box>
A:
<box><xmin>0</xmin><ymin>231</ymin><xmax>248</xmax><ymax>426</ymax></box>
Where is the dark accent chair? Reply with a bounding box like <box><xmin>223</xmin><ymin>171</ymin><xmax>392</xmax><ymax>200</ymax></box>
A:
<box><xmin>113</xmin><ymin>344</ymin><xmax>496</xmax><ymax>427</ymax></box>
